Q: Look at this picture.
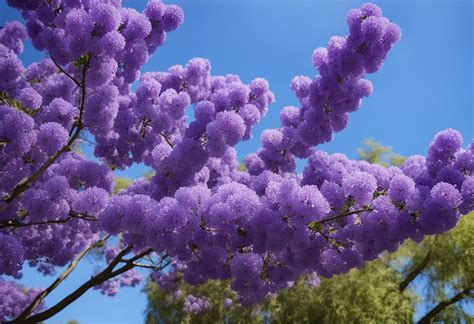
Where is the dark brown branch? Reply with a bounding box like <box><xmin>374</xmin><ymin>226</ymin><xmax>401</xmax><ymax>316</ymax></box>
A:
<box><xmin>399</xmin><ymin>249</ymin><xmax>431</xmax><ymax>292</ymax></box>
<box><xmin>0</xmin><ymin>211</ymin><xmax>97</xmax><ymax>230</ymax></box>
<box><xmin>13</xmin><ymin>234</ymin><xmax>110</xmax><ymax>321</ymax></box>
<box><xmin>9</xmin><ymin>245</ymin><xmax>163</xmax><ymax>324</ymax></box>
<box><xmin>308</xmin><ymin>206</ymin><xmax>373</xmax><ymax>231</ymax></box>
<box><xmin>322</xmin><ymin>206</ymin><xmax>374</xmax><ymax>224</ymax></box>
<box><xmin>417</xmin><ymin>287</ymin><xmax>473</xmax><ymax>324</ymax></box>
<box><xmin>1</xmin><ymin>63</ymin><xmax>88</xmax><ymax>211</ymax></box>
<box><xmin>50</xmin><ymin>55</ymin><xmax>82</xmax><ymax>87</ymax></box>
<box><xmin>123</xmin><ymin>252</ymin><xmax>169</xmax><ymax>270</ymax></box>
<box><xmin>159</xmin><ymin>132</ymin><xmax>175</xmax><ymax>149</ymax></box>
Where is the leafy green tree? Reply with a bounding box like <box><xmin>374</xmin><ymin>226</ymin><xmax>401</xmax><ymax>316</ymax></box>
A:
<box><xmin>358</xmin><ymin>139</ymin><xmax>474</xmax><ymax>323</ymax></box>
<box><xmin>357</xmin><ymin>138</ymin><xmax>406</xmax><ymax>167</ymax></box>
<box><xmin>391</xmin><ymin>214</ymin><xmax>474</xmax><ymax>323</ymax></box>
<box><xmin>268</xmin><ymin>261</ymin><xmax>414</xmax><ymax>324</ymax></box>
<box><xmin>145</xmin><ymin>261</ymin><xmax>414</xmax><ymax>324</ymax></box>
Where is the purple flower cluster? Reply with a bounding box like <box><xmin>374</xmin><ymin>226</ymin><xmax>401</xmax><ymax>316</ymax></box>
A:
<box><xmin>0</xmin><ymin>152</ymin><xmax>113</xmax><ymax>277</ymax></box>
<box><xmin>183</xmin><ymin>294</ymin><xmax>211</xmax><ymax>314</ymax></box>
<box><xmin>246</xmin><ymin>3</ymin><xmax>401</xmax><ymax>175</ymax></box>
<box><xmin>0</xmin><ymin>280</ymin><xmax>44</xmax><ymax>321</ymax></box>
<box><xmin>0</xmin><ymin>1</ymin><xmax>473</xmax><ymax>317</ymax></box>
<box><xmin>93</xmin><ymin>58</ymin><xmax>274</xmax><ymax>199</ymax></box>
<box><xmin>7</xmin><ymin>0</ymin><xmax>182</xmax><ymax>87</ymax></box>
<box><xmin>151</xmin><ymin>259</ymin><xmax>185</xmax><ymax>291</ymax></box>
<box><xmin>102</xmin><ymin>128</ymin><xmax>472</xmax><ymax>305</ymax></box>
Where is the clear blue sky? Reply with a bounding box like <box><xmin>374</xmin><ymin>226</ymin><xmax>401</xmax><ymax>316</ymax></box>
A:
<box><xmin>1</xmin><ymin>0</ymin><xmax>473</xmax><ymax>323</ymax></box>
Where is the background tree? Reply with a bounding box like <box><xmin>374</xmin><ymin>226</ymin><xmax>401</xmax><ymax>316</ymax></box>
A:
<box><xmin>360</xmin><ymin>140</ymin><xmax>474</xmax><ymax>323</ymax></box>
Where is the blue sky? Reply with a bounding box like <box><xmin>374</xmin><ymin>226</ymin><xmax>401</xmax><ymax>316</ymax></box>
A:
<box><xmin>1</xmin><ymin>0</ymin><xmax>473</xmax><ymax>323</ymax></box>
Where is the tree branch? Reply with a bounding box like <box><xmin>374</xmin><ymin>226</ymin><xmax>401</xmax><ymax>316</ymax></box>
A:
<box><xmin>399</xmin><ymin>249</ymin><xmax>431</xmax><ymax>292</ymax></box>
<box><xmin>308</xmin><ymin>206</ymin><xmax>373</xmax><ymax>231</ymax></box>
<box><xmin>13</xmin><ymin>234</ymin><xmax>111</xmax><ymax>321</ymax></box>
<box><xmin>50</xmin><ymin>55</ymin><xmax>82</xmax><ymax>87</ymax></box>
<box><xmin>122</xmin><ymin>252</ymin><xmax>169</xmax><ymax>270</ymax></box>
<box><xmin>0</xmin><ymin>211</ymin><xmax>97</xmax><ymax>230</ymax></box>
<box><xmin>9</xmin><ymin>245</ymin><xmax>164</xmax><ymax>324</ymax></box>
<box><xmin>417</xmin><ymin>287</ymin><xmax>473</xmax><ymax>324</ymax></box>
<box><xmin>159</xmin><ymin>132</ymin><xmax>175</xmax><ymax>149</ymax></box>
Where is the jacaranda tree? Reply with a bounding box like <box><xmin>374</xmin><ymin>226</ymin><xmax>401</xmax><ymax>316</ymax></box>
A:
<box><xmin>0</xmin><ymin>1</ymin><xmax>472</xmax><ymax>322</ymax></box>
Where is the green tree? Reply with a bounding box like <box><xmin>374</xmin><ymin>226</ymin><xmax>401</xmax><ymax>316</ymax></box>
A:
<box><xmin>113</xmin><ymin>177</ymin><xmax>133</xmax><ymax>194</ymax></box>
<box><xmin>357</xmin><ymin>138</ymin><xmax>406</xmax><ymax>167</ymax></box>
<box><xmin>145</xmin><ymin>261</ymin><xmax>414</xmax><ymax>324</ymax></box>
<box><xmin>269</xmin><ymin>261</ymin><xmax>414</xmax><ymax>324</ymax></box>
<box><xmin>358</xmin><ymin>139</ymin><xmax>474</xmax><ymax>323</ymax></box>
<box><xmin>391</xmin><ymin>214</ymin><xmax>474</xmax><ymax>323</ymax></box>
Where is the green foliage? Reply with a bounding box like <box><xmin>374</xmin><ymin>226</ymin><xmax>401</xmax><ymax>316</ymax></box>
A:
<box><xmin>237</xmin><ymin>163</ymin><xmax>247</xmax><ymax>172</ymax></box>
<box><xmin>145</xmin><ymin>261</ymin><xmax>415</xmax><ymax>323</ymax></box>
<box><xmin>145</xmin><ymin>279</ymin><xmax>259</xmax><ymax>324</ymax></box>
<box><xmin>0</xmin><ymin>91</ymin><xmax>39</xmax><ymax>116</ymax></box>
<box><xmin>113</xmin><ymin>177</ymin><xmax>133</xmax><ymax>194</ymax></box>
<box><xmin>268</xmin><ymin>261</ymin><xmax>414</xmax><ymax>324</ymax></box>
<box><xmin>388</xmin><ymin>213</ymin><xmax>474</xmax><ymax>322</ymax></box>
<box><xmin>357</xmin><ymin>138</ymin><xmax>406</xmax><ymax>167</ymax></box>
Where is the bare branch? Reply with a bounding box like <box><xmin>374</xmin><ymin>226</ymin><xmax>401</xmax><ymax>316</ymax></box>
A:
<box><xmin>0</xmin><ymin>211</ymin><xmax>97</xmax><ymax>230</ymax></box>
<box><xmin>10</xmin><ymin>247</ymin><xmax>161</xmax><ymax>324</ymax></box>
<box><xmin>399</xmin><ymin>249</ymin><xmax>431</xmax><ymax>292</ymax></box>
<box><xmin>418</xmin><ymin>287</ymin><xmax>474</xmax><ymax>324</ymax></box>
<box><xmin>308</xmin><ymin>206</ymin><xmax>373</xmax><ymax>231</ymax></box>
<box><xmin>13</xmin><ymin>234</ymin><xmax>110</xmax><ymax>321</ymax></box>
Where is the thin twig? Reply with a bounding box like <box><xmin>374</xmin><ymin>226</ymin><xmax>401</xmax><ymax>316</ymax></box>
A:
<box><xmin>159</xmin><ymin>132</ymin><xmax>175</xmax><ymax>149</ymax></box>
<box><xmin>320</xmin><ymin>206</ymin><xmax>374</xmax><ymax>224</ymax></box>
<box><xmin>0</xmin><ymin>212</ymin><xmax>97</xmax><ymax>230</ymax></box>
<box><xmin>50</xmin><ymin>55</ymin><xmax>81</xmax><ymax>87</ymax></box>
<box><xmin>308</xmin><ymin>206</ymin><xmax>373</xmax><ymax>231</ymax></box>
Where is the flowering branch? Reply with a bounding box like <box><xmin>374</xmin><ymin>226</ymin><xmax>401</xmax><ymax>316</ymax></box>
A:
<box><xmin>50</xmin><ymin>55</ymin><xmax>82</xmax><ymax>87</ymax></box>
<box><xmin>0</xmin><ymin>211</ymin><xmax>97</xmax><ymax>230</ymax></box>
<box><xmin>1</xmin><ymin>59</ymin><xmax>89</xmax><ymax>211</ymax></box>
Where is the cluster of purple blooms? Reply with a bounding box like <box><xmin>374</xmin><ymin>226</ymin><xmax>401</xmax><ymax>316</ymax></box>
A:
<box><xmin>0</xmin><ymin>281</ymin><xmax>44</xmax><ymax>322</ymax></box>
<box><xmin>0</xmin><ymin>0</ymin><xmax>473</xmax><ymax>319</ymax></box>
<box><xmin>183</xmin><ymin>294</ymin><xmax>211</xmax><ymax>315</ymax></box>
